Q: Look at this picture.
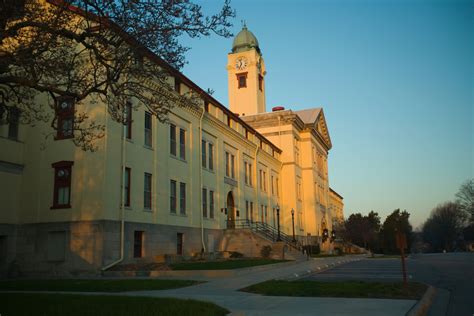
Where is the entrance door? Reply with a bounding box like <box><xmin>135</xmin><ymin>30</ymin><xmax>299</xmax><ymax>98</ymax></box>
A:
<box><xmin>226</xmin><ymin>191</ymin><xmax>235</xmax><ymax>228</ymax></box>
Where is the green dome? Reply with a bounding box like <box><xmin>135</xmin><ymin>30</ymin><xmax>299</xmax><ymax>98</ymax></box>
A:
<box><xmin>232</xmin><ymin>25</ymin><xmax>261</xmax><ymax>54</ymax></box>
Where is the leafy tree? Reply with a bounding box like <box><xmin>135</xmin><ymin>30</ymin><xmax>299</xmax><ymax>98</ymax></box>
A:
<box><xmin>379</xmin><ymin>209</ymin><xmax>412</xmax><ymax>254</ymax></box>
<box><xmin>344</xmin><ymin>211</ymin><xmax>381</xmax><ymax>251</ymax></box>
<box><xmin>0</xmin><ymin>0</ymin><xmax>235</xmax><ymax>150</ymax></box>
<box><xmin>422</xmin><ymin>202</ymin><xmax>467</xmax><ymax>252</ymax></box>
<box><xmin>455</xmin><ymin>179</ymin><xmax>474</xmax><ymax>223</ymax></box>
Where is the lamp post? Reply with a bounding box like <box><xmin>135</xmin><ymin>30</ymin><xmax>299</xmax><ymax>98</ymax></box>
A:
<box><xmin>291</xmin><ymin>208</ymin><xmax>296</xmax><ymax>243</ymax></box>
<box><xmin>276</xmin><ymin>204</ymin><xmax>281</xmax><ymax>241</ymax></box>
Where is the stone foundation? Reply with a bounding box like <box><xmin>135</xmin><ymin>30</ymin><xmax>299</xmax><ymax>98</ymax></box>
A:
<box><xmin>0</xmin><ymin>220</ymin><xmax>223</xmax><ymax>277</ymax></box>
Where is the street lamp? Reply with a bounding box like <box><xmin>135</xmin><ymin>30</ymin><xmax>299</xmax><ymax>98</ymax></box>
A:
<box><xmin>276</xmin><ymin>204</ymin><xmax>281</xmax><ymax>241</ymax></box>
<box><xmin>291</xmin><ymin>208</ymin><xmax>296</xmax><ymax>243</ymax></box>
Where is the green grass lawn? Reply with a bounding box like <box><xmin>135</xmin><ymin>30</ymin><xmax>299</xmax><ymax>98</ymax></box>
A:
<box><xmin>170</xmin><ymin>259</ymin><xmax>288</xmax><ymax>270</ymax></box>
<box><xmin>0</xmin><ymin>279</ymin><xmax>201</xmax><ymax>292</ymax></box>
<box><xmin>0</xmin><ymin>293</ymin><xmax>229</xmax><ymax>316</ymax></box>
<box><xmin>241</xmin><ymin>280</ymin><xmax>427</xmax><ymax>300</ymax></box>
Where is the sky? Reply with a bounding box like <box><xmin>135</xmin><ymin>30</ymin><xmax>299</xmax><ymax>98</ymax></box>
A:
<box><xmin>180</xmin><ymin>0</ymin><xmax>473</xmax><ymax>228</ymax></box>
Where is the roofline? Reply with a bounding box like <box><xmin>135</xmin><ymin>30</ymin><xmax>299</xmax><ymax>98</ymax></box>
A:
<box><xmin>329</xmin><ymin>187</ymin><xmax>343</xmax><ymax>200</ymax></box>
<box><xmin>46</xmin><ymin>0</ymin><xmax>282</xmax><ymax>154</ymax></box>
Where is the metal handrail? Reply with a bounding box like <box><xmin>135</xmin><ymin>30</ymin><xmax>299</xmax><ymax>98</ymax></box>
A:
<box><xmin>230</xmin><ymin>219</ymin><xmax>301</xmax><ymax>251</ymax></box>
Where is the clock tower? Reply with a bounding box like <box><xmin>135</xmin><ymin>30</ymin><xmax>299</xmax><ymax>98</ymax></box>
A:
<box><xmin>227</xmin><ymin>24</ymin><xmax>266</xmax><ymax>116</ymax></box>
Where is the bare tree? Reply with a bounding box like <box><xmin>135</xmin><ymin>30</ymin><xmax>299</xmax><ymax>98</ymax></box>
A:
<box><xmin>422</xmin><ymin>202</ymin><xmax>466</xmax><ymax>252</ymax></box>
<box><xmin>0</xmin><ymin>0</ymin><xmax>235</xmax><ymax>150</ymax></box>
<box><xmin>455</xmin><ymin>179</ymin><xmax>474</xmax><ymax>222</ymax></box>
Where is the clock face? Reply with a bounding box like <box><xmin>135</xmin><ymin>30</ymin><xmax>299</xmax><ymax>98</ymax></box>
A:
<box><xmin>235</xmin><ymin>57</ymin><xmax>248</xmax><ymax>70</ymax></box>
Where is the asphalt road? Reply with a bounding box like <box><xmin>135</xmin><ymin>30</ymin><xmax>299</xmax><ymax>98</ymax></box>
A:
<box><xmin>305</xmin><ymin>253</ymin><xmax>474</xmax><ymax>316</ymax></box>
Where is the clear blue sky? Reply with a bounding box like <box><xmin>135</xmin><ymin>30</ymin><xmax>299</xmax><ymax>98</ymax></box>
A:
<box><xmin>180</xmin><ymin>0</ymin><xmax>473</xmax><ymax>228</ymax></box>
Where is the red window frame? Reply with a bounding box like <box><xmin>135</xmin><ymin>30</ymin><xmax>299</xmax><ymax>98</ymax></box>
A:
<box><xmin>55</xmin><ymin>97</ymin><xmax>75</xmax><ymax>140</ymax></box>
<box><xmin>51</xmin><ymin>161</ymin><xmax>74</xmax><ymax>209</ymax></box>
<box><xmin>236</xmin><ymin>73</ymin><xmax>247</xmax><ymax>88</ymax></box>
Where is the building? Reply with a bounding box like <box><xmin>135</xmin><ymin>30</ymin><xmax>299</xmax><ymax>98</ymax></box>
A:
<box><xmin>329</xmin><ymin>188</ymin><xmax>345</xmax><ymax>222</ymax></box>
<box><xmin>0</xmin><ymin>19</ymin><xmax>342</xmax><ymax>275</ymax></box>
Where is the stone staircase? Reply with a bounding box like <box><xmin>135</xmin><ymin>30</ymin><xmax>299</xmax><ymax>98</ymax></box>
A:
<box><xmin>219</xmin><ymin>220</ymin><xmax>307</xmax><ymax>261</ymax></box>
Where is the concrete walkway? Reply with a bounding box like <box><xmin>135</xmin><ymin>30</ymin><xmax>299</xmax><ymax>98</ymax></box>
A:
<box><xmin>121</xmin><ymin>255</ymin><xmax>416</xmax><ymax>315</ymax></box>
<box><xmin>3</xmin><ymin>256</ymin><xmax>418</xmax><ymax>315</ymax></box>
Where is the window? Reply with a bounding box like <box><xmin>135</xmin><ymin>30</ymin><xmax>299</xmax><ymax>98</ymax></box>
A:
<box><xmin>144</xmin><ymin>173</ymin><xmax>152</xmax><ymax>209</ymax></box>
<box><xmin>170</xmin><ymin>124</ymin><xmax>176</xmax><ymax>156</ymax></box>
<box><xmin>231</xmin><ymin>154</ymin><xmax>235</xmax><ymax>178</ymax></box>
<box><xmin>250</xmin><ymin>202</ymin><xmax>254</xmax><ymax>222</ymax></box>
<box><xmin>225</xmin><ymin>152</ymin><xmax>236</xmax><ymax>178</ymax></box>
<box><xmin>276</xmin><ymin>177</ymin><xmax>279</xmax><ymax>197</ymax></box>
<box><xmin>225</xmin><ymin>152</ymin><xmax>230</xmax><ymax>177</ymax></box>
<box><xmin>244</xmin><ymin>162</ymin><xmax>248</xmax><ymax>185</ymax></box>
<box><xmin>174</xmin><ymin>77</ymin><xmax>181</xmax><ymax>94</ymax></box>
<box><xmin>179</xmin><ymin>182</ymin><xmax>186</xmax><ymax>214</ymax></box>
<box><xmin>179</xmin><ymin>128</ymin><xmax>186</xmax><ymax>160</ymax></box>
<box><xmin>201</xmin><ymin>140</ymin><xmax>206</xmax><ymax>168</ymax></box>
<box><xmin>297</xmin><ymin>180</ymin><xmax>302</xmax><ymax>200</ymax></box>
<box><xmin>204</xmin><ymin>101</ymin><xmax>209</xmax><ymax>113</ymax></box>
<box><xmin>244</xmin><ymin>162</ymin><xmax>253</xmax><ymax>186</ymax></box>
<box><xmin>51</xmin><ymin>161</ymin><xmax>73</xmax><ymax>208</ymax></box>
<box><xmin>144</xmin><ymin>112</ymin><xmax>152</xmax><ymax>147</ymax></box>
<box><xmin>208</xmin><ymin>143</ymin><xmax>214</xmax><ymax>170</ymax></box>
<box><xmin>237</xmin><ymin>73</ymin><xmax>247</xmax><ymax>88</ymax></box>
<box><xmin>133</xmin><ymin>231</ymin><xmax>143</xmax><ymax>258</ymax></box>
<box><xmin>202</xmin><ymin>188</ymin><xmax>207</xmax><ymax>217</ymax></box>
<box><xmin>209</xmin><ymin>190</ymin><xmax>214</xmax><ymax>219</ymax></box>
<box><xmin>245</xmin><ymin>200</ymin><xmax>249</xmax><ymax>219</ymax></box>
<box><xmin>259</xmin><ymin>170</ymin><xmax>267</xmax><ymax>192</ymax></box>
<box><xmin>124</xmin><ymin>102</ymin><xmax>132</xmax><ymax>139</ymax></box>
<box><xmin>56</xmin><ymin>98</ymin><xmax>75</xmax><ymax>139</ymax></box>
<box><xmin>8</xmin><ymin>108</ymin><xmax>20</xmax><ymax>140</ymax></box>
<box><xmin>170</xmin><ymin>180</ymin><xmax>176</xmax><ymax>213</ymax></box>
<box><xmin>271</xmin><ymin>175</ymin><xmax>274</xmax><ymax>195</ymax></box>
<box><xmin>260</xmin><ymin>205</ymin><xmax>265</xmax><ymax>222</ymax></box>
<box><xmin>124</xmin><ymin>167</ymin><xmax>131</xmax><ymax>207</ymax></box>
<box><xmin>258</xmin><ymin>74</ymin><xmax>263</xmax><ymax>91</ymax></box>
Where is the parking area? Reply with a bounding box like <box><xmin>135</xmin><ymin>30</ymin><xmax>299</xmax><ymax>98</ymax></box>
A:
<box><xmin>305</xmin><ymin>258</ymin><xmax>409</xmax><ymax>282</ymax></box>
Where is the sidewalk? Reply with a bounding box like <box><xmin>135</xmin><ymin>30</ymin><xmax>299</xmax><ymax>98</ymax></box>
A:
<box><xmin>121</xmin><ymin>255</ymin><xmax>417</xmax><ymax>315</ymax></box>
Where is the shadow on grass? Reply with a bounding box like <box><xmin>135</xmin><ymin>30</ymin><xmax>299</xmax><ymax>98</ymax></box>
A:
<box><xmin>0</xmin><ymin>279</ymin><xmax>202</xmax><ymax>292</ymax></box>
<box><xmin>241</xmin><ymin>280</ymin><xmax>427</xmax><ymax>300</ymax></box>
<box><xmin>0</xmin><ymin>293</ymin><xmax>229</xmax><ymax>316</ymax></box>
<box><xmin>170</xmin><ymin>259</ymin><xmax>289</xmax><ymax>270</ymax></box>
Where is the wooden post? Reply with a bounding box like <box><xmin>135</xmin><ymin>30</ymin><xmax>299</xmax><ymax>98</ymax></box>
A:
<box><xmin>396</xmin><ymin>231</ymin><xmax>408</xmax><ymax>286</ymax></box>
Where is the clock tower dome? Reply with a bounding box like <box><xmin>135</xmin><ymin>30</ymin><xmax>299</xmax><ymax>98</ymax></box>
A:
<box><xmin>227</xmin><ymin>24</ymin><xmax>266</xmax><ymax>116</ymax></box>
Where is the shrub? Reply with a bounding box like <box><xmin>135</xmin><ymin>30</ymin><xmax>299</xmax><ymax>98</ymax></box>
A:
<box><xmin>229</xmin><ymin>251</ymin><xmax>244</xmax><ymax>259</ymax></box>
<box><xmin>260</xmin><ymin>245</ymin><xmax>272</xmax><ymax>258</ymax></box>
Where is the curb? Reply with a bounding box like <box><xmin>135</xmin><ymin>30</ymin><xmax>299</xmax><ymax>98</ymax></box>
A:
<box><xmin>406</xmin><ymin>285</ymin><xmax>437</xmax><ymax>316</ymax></box>
<box><xmin>102</xmin><ymin>259</ymin><xmax>298</xmax><ymax>278</ymax></box>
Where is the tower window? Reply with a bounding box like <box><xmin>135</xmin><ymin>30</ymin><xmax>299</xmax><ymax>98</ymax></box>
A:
<box><xmin>237</xmin><ymin>73</ymin><xmax>247</xmax><ymax>88</ymax></box>
<box><xmin>259</xmin><ymin>75</ymin><xmax>263</xmax><ymax>91</ymax></box>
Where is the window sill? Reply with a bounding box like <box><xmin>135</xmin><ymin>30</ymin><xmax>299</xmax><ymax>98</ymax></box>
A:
<box><xmin>124</xmin><ymin>206</ymin><xmax>133</xmax><ymax>210</ymax></box>
<box><xmin>170</xmin><ymin>155</ymin><xmax>187</xmax><ymax>163</ymax></box>
<box><xmin>170</xmin><ymin>212</ymin><xmax>187</xmax><ymax>217</ymax></box>
<box><xmin>54</xmin><ymin>135</ymin><xmax>74</xmax><ymax>141</ymax></box>
<box><xmin>143</xmin><ymin>208</ymin><xmax>153</xmax><ymax>212</ymax></box>
<box><xmin>203</xmin><ymin>168</ymin><xmax>215</xmax><ymax>174</ymax></box>
<box><xmin>0</xmin><ymin>136</ymin><xmax>23</xmax><ymax>143</ymax></box>
<box><xmin>204</xmin><ymin>217</ymin><xmax>216</xmax><ymax>221</ymax></box>
<box><xmin>50</xmin><ymin>205</ymin><xmax>71</xmax><ymax>210</ymax></box>
<box><xmin>143</xmin><ymin>145</ymin><xmax>153</xmax><ymax>150</ymax></box>
<box><xmin>126</xmin><ymin>138</ymin><xmax>133</xmax><ymax>143</ymax></box>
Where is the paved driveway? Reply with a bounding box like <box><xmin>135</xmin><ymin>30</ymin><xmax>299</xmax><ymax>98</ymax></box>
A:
<box><xmin>304</xmin><ymin>253</ymin><xmax>474</xmax><ymax>316</ymax></box>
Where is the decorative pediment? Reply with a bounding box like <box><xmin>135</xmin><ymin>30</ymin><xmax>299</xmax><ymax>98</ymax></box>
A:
<box><xmin>315</xmin><ymin>110</ymin><xmax>332</xmax><ymax>150</ymax></box>
<box><xmin>294</xmin><ymin>108</ymin><xmax>332</xmax><ymax>150</ymax></box>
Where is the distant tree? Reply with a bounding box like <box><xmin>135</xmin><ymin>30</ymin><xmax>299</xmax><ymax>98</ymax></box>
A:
<box><xmin>422</xmin><ymin>202</ymin><xmax>467</xmax><ymax>252</ymax></box>
<box><xmin>344</xmin><ymin>211</ymin><xmax>381</xmax><ymax>251</ymax></box>
<box><xmin>380</xmin><ymin>209</ymin><xmax>412</xmax><ymax>254</ymax></box>
<box><xmin>0</xmin><ymin>0</ymin><xmax>235</xmax><ymax>150</ymax></box>
<box><xmin>455</xmin><ymin>179</ymin><xmax>474</xmax><ymax>223</ymax></box>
